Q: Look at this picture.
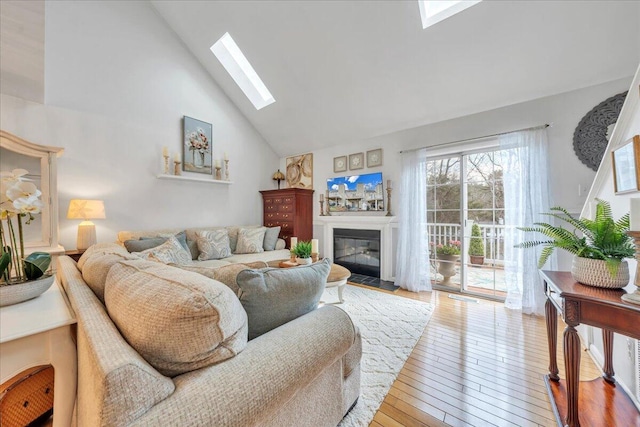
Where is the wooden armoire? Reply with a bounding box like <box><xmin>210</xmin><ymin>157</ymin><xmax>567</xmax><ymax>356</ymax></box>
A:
<box><xmin>259</xmin><ymin>188</ymin><xmax>314</xmax><ymax>248</ymax></box>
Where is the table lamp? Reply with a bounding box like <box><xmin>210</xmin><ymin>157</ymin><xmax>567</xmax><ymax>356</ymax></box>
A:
<box><xmin>67</xmin><ymin>199</ymin><xmax>106</xmax><ymax>250</ymax></box>
<box><xmin>272</xmin><ymin>169</ymin><xmax>285</xmax><ymax>189</ymax></box>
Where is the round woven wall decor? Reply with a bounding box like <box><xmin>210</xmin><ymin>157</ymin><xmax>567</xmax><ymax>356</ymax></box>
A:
<box><xmin>573</xmin><ymin>91</ymin><xmax>627</xmax><ymax>171</ymax></box>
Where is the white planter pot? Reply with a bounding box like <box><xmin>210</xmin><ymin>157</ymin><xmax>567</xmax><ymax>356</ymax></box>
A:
<box><xmin>571</xmin><ymin>256</ymin><xmax>629</xmax><ymax>289</ymax></box>
<box><xmin>0</xmin><ymin>275</ymin><xmax>55</xmax><ymax>307</ymax></box>
<box><xmin>296</xmin><ymin>257</ymin><xmax>312</xmax><ymax>265</ymax></box>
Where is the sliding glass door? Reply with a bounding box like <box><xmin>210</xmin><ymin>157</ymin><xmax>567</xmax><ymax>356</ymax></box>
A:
<box><xmin>427</xmin><ymin>149</ymin><xmax>507</xmax><ymax>299</ymax></box>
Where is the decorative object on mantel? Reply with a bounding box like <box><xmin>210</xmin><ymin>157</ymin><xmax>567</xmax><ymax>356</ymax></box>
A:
<box><xmin>325</xmin><ymin>190</ymin><xmax>331</xmax><ymax>216</ymax></box>
<box><xmin>173</xmin><ymin>153</ymin><xmax>181</xmax><ymax>175</ymax></box>
<box><xmin>386</xmin><ymin>179</ymin><xmax>393</xmax><ymax>216</ymax></box>
<box><xmin>366</xmin><ymin>148</ymin><xmax>383</xmax><ymax>168</ymax></box>
<box><xmin>327</xmin><ymin>172</ymin><xmax>384</xmax><ymax>212</ymax></box>
<box><xmin>183</xmin><ymin>116</ymin><xmax>213</xmax><ymax>175</ymax></box>
<box><xmin>292</xmin><ymin>240</ymin><xmax>312</xmax><ymax>265</ymax></box>
<box><xmin>67</xmin><ymin>199</ymin><xmax>106</xmax><ymax>250</ymax></box>
<box><xmin>224</xmin><ymin>152</ymin><xmax>230</xmax><ymax>181</ymax></box>
<box><xmin>319</xmin><ymin>193</ymin><xmax>325</xmax><ymax>216</ymax></box>
<box><xmin>612</xmin><ymin>135</ymin><xmax>640</xmax><ymax>194</ymax></box>
<box><xmin>348</xmin><ymin>152</ymin><xmax>364</xmax><ymax>170</ymax></box>
<box><xmin>272</xmin><ymin>169</ymin><xmax>285</xmax><ymax>189</ymax></box>
<box><xmin>162</xmin><ymin>146</ymin><xmax>170</xmax><ymax>174</ymax></box>
<box><xmin>214</xmin><ymin>159</ymin><xmax>222</xmax><ymax>180</ymax></box>
<box><xmin>286</xmin><ymin>153</ymin><xmax>313</xmax><ymax>189</ymax></box>
<box><xmin>0</xmin><ymin>168</ymin><xmax>54</xmax><ymax>306</ymax></box>
<box><xmin>333</xmin><ymin>155</ymin><xmax>347</xmax><ymax>173</ymax></box>
<box><xmin>517</xmin><ymin>199</ymin><xmax>634</xmax><ymax>288</ymax></box>
<box><xmin>573</xmin><ymin>91</ymin><xmax>627</xmax><ymax>171</ymax></box>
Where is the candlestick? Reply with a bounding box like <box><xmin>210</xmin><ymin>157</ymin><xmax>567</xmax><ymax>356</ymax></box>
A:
<box><xmin>311</xmin><ymin>252</ymin><xmax>319</xmax><ymax>263</ymax></box>
<box><xmin>173</xmin><ymin>153</ymin><xmax>181</xmax><ymax>163</ymax></box>
<box><xmin>311</xmin><ymin>239</ymin><xmax>318</xmax><ymax>254</ymax></box>
<box><xmin>319</xmin><ymin>199</ymin><xmax>325</xmax><ymax>216</ymax></box>
<box><xmin>320</xmin><ymin>194</ymin><xmax>324</xmax><ymax>202</ymax></box>
<box><xmin>387</xmin><ymin>179</ymin><xmax>392</xmax><ymax>189</ymax></box>
<box><xmin>215</xmin><ymin>166</ymin><xmax>222</xmax><ymax>180</ymax></box>
<box><xmin>630</xmin><ymin>198</ymin><xmax>640</xmax><ymax>231</ymax></box>
<box><xmin>215</xmin><ymin>159</ymin><xmax>221</xmax><ymax>168</ymax></box>
<box><xmin>162</xmin><ymin>146</ymin><xmax>168</xmax><ymax>156</ymax></box>
<box><xmin>173</xmin><ymin>160</ymin><xmax>181</xmax><ymax>176</ymax></box>
<box><xmin>163</xmin><ymin>155</ymin><xmax>170</xmax><ymax>174</ymax></box>
<box><xmin>224</xmin><ymin>159</ymin><xmax>230</xmax><ymax>181</ymax></box>
<box><xmin>325</xmin><ymin>189</ymin><xmax>331</xmax><ymax>216</ymax></box>
<box><xmin>386</xmin><ymin>186</ymin><xmax>393</xmax><ymax>216</ymax></box>
<box><xmin>622</xmin><ymin>231</ymin><xmax>640</xmax><ymax>305</ymax></box>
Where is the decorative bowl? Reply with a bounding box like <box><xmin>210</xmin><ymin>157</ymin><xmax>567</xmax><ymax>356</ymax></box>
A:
<box><xmin>0</xmin><ymin>275</ymin><xmax>55</xmax><ymax>307</ymax></box>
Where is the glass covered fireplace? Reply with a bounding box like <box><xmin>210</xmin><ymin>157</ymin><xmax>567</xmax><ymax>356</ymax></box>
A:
<box><xmin>333</xmin><ymin>228</ymin><xmax>381</xmax><ymax>277</ymax></box>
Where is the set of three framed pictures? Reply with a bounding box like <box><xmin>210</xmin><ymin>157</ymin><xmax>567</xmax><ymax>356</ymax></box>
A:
<box><xmin>333</xmin><ymin>149</ymin><xmax>382</xmax><ymax>173</ymax></box>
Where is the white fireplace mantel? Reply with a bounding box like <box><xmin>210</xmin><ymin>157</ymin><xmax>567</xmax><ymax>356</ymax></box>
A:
<box><xmin>314</xmin><ymin>215</ymin><xmax>398</xmax><ymax>281</ymax></box>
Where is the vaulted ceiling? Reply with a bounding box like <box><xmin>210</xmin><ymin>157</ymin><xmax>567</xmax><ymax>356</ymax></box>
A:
<box><xmin>151</xmin><ymin>1</ymin><xmax>640</xmax><ymax>157</ymax></box>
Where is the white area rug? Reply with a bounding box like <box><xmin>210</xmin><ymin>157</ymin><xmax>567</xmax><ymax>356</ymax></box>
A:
<box><xmin>321</xmin><ymin>284</ymin><xmax>434</xmax><ymax>427</ymax></box>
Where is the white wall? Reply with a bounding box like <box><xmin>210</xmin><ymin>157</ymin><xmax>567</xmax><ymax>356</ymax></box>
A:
<box><xmin>0</xmin><ymin>1</ymin><xmax>279</xmax><ymax>250</ymax></box>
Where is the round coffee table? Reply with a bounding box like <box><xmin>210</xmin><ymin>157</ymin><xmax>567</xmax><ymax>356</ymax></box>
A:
<box><xmin>267</xmin><ymin>259</ymin><xmax>350</xmax><ymax>303</ymax></box>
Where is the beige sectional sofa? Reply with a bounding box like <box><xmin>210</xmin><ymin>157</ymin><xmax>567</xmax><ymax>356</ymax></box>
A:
<box><xmin>57</xmin><ymin>240</ymin><xmax>361</xmax><ymax>426</ymax></box>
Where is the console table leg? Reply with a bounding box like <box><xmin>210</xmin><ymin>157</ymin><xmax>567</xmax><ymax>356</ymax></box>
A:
<box><xmin>545</xmin><ymin>296</ymin><xmax>560</xmax><ymax>381</ymax></box>
<box><xmin>602</xmin><ymin>329</ymin><xmax>615</xmax><ymax>384</ymax></box>
<box><xmin>564</xmin><ymin>325</ymin><xmax>581</xmax><ymax>427</ymax></box>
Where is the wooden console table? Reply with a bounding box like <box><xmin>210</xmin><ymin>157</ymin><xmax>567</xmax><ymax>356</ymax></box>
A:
<box><xmin>540</xmin><ymin>270</ymin><xmax>640</xmax><ymax>427</ymax></box>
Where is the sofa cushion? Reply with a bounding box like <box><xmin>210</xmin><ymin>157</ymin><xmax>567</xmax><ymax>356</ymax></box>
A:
<box><xmin>105</xmin><ymin>260</ymin><xmax>248</xmax><ymax>377</ymax></box>
<box><xmin>176</xmin><ymin>261</ymin><xmax>268</xmax><ymax>294</ymax></box>
<box><xmin>124</xmin><ymin>237</ymin><xmax>166</xmax><ymax>253</ymax></box>
<box><xmin>235</xmin><ymin>227</ymin><xmax>266</xmax><ymax>254</ymax></box>
<box><xmin>135</xmin><ymin>236</ymin><xmax>192</xmax><ymax>265</ymax></box>
<box><xmin>263</xmin><ymin>226</ymin><xmax>281</xmax><ymax>251</ymax></box>
<box><xmin>196</xmin><ymin>229</ymin><xmax>232</xmax><ymax>261</ymax></box>
<box><xmin>236</xmin><ymin>259</ymin><xmax>330</xmax><ymax>339</ymax></box>
<box><xmin>78</xmin><ymin>242</ymin><xmax>133</xmax><ymax>270</ymax></box>
<box><xmin>77</xmin><ymin>243</ymin><xmax>138</xmax><ymax>303</ymax></box>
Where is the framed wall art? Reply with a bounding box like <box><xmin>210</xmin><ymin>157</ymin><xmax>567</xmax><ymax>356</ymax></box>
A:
<box><xmin>612</xmin><ymin>135</ymin><xmax>640</xmax><ymax>194</ymax></box>
<box><xmin>183</xmin><ymin>116</ymin><xmax>212</xmax><ymax>175</ymax></box>
<box><xmin>333</xmin><ymin>156</ymin><xmax>347</xmax><ymax>173</ymax></box>
<box><xmin>286</xmin><ymin>153</ymin><xmax>313</xmax><ymax>189</ymax></box>
<box><xmin>367</xmin><ymin>149</ymin><xmax>383</xmax><ymax>167</ymax></box>
<box><xmin>349</xmin><ymin>152</ymin><xmax>364</xmax><ymax>170</ymax></box>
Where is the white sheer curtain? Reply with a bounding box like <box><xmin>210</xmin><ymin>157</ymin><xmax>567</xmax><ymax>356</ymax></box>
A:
<box><xmin>500</xmin><ymin>127</ymin><xmax>555</xmax><ymax>315</ymax></box>
<box><xmin>395</xmin><ymin>148</ymin><xmax>431</xmax><ymax>292</ymax></box>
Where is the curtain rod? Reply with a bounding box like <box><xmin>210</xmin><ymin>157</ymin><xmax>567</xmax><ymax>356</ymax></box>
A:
<box><xmin>399</xmin><ymin>123</ymin><xmax>550</xmax><ymax>154</ymax></box>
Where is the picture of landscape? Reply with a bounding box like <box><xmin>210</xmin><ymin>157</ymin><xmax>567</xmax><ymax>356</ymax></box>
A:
<box><xmin>327</xmin><ymin>172</ymin><xmax>384</xmax><ymax>212</ymax></box>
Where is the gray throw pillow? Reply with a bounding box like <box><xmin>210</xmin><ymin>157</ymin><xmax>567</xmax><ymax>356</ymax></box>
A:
<box><xmin>236</xmin><ymin>259</ymin><xmax>330</xmax><ymax>340</ymax></box>
<box><xmin>262</xmin><ymin>226</ymin><xmax>281</xmax><ymax>251</ymax></box>
<box><xmin>125</xmin><ymin>231</ymin><xmax>189</xmax><ymax>253</ymax></box>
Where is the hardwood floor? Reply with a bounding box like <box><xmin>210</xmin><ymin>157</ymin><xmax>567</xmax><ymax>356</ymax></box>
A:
<box><xmin>370</xmin><ymin>288</ymin><xmax>601</xmax><ymax>427</ymax></box>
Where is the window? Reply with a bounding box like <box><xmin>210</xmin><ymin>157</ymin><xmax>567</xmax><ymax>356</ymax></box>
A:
<box><xmin>210</xmin><ymin>33</ymin><xmax>275</xmax><ymax>110</ymax></box>
<box><xmin>418</xmin><ymin>1</ymin><xmax>482</xmax><ymax>29</ymax></box>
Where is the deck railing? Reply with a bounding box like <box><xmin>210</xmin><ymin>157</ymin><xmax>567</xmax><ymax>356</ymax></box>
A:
<box><xmin>428</xmin><ymin>223</ymin><xmax>507</xmax><ymax>264</ymax></box>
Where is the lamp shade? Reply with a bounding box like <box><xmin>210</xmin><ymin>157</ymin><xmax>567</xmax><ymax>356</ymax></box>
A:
<box><xmin>67</xmin><ymin>199</ymin><xmax>106</xmax><ymax>220</ymax></box>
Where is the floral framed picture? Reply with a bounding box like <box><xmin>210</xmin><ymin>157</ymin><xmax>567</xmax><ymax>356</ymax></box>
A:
<box><xmin>349</xmin><ymin>153</ymin><xmax>364</xmax><ymax>170</ymax></box>
<box><xmin>286</xmin><ymin>153</ymin><xmax>313</xmax><ymax>189</ymax></box>
<box><xmin>612</xmin><ymin>135</ymin><xmax>640</xmax><ymax>194</ymax></box>
<box><xmin>333</xmin><ymin>156</ymin><xmax>347</xmax><ymax>173</ymax></box>
<box><xmin>183</xmin><ymin>116</ymin><xmax>212</xmax><ymax>175</ymax></box>
<box><xmin>367</xmin><ymin>149</ymin><xmax>383</xmax><ymax>167</ymax></box>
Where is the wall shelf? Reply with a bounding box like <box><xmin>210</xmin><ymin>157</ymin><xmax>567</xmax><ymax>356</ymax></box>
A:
<box><xmin>156</xmin><ymin>174</ymin><xmax>232</xmax><ymax>184</ymax></box>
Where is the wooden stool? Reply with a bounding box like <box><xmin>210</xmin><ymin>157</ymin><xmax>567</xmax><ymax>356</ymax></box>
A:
<box><xmin>326</xmin><ymin>264</ymin><xmax>350</xmax><ymax>303</ymax></box>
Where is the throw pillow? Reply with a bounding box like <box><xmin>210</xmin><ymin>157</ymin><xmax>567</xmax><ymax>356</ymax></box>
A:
<box><xmin>235</xmin><ymin>227</ymin><xmax>266</xmax><ymax>254</ymax></box>
<box><xmin>196</xmin><ymin>229</ymin><xmax>232</xmax><ymax>261</ymax></box>
<box><xmin>262</xmin><ymin>226</ymin><xmax>281</xmax><ymax>251</ymax></box>
<box><xmin>176</xmin><ymin>261</ymin><xmax>268</xmax><ymax>294</ymax></box>
<box><xmin>105</xmin><ymin>260</ymin><xmax>248</xmax><ymax>377</ymax></box>
<box><xmin>124</xmin><ymin>231</ymin><xmax>189</xmax><ymax>253</ymax></box>
<box><xmin>236</xmin><ymin>259</ymin><xmax>330</xmax><ymax>339</ymax></box>
<box><xmin>135</xmin><ymin>236</ymin><xmax>192</xmax><ymax>265</ymax></box>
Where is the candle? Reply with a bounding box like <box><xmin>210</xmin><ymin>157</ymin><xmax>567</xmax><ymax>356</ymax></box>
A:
<box><xmin>630</xmin><ymin>198</ymin><xmax>640</xmax><ymax>231</ymax></box>
<box><xmin>162</xmin><ymin>146</ymin><xmax>168</xmax><ymax>156</ymax></box>
<box><xmin>224</xmin><ymin>152</ymin><xmax>229</xmax><ymax>160</ymax></box>
<box><xmin>290</xmin><ymin>237</ymin><xmax>297</xmax><ymax>249</ymax></box>
<box><xmin>320</xmin><ymin>194</ymin><xmax>324</xmax><ymax>202</ymax></box>
<box><xmin>387</xmin><ymin>179</ymin><xmax>392</xmax><ymax>189</ymax></box>
<box><xmin>215</xmin><ymin>159</ymin><xmax>221</xmax><ymax>168</ymax></box>
<box><xmin>311</xmin><ymin>239</ymin><xmax>318</xmax><ymax>253</ymax></box>
<box><xmin>173</xmin><ymin>153</ymin><xmax>180</xmax><ymax>162</ymax></box>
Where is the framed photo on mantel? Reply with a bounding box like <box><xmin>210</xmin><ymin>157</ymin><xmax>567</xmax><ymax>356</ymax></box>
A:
<box><xmin>612</xmin><ymin>135</ymin><xmax>640</xmax><ymax>194</ymax></box>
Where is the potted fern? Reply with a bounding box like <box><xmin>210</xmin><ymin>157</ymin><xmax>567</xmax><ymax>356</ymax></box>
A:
<box><xmin>516</xmin><ymin>199</ymin><xmax>634</xmax><ymax>288</ymax></box>
<box><xmin>468</xmin><ymin>223</ymin><xmax>485</xmax><ymax>266</ymax></box>
<box><xmin>293</xmin><ymin>241</ymin><xmax>313</xmax><ymax>265</ymax></box>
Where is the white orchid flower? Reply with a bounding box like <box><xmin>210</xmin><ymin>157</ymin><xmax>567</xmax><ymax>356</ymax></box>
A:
<box><xmin>6</xmin><ymin>181</ymin><xmax>41</xmax><ymax>201</ymax></box>
<box><xmin>0</xmin><ymin>169</ymin><xmax>29</xmax><ymax>185</ymax></box>
<box><xmin>13</xmin><ymin>196</ymin><xmax>43</xmax><ymax>215</ymax></box>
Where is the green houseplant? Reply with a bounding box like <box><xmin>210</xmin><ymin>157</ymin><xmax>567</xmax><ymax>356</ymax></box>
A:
<box><xmin>468</xmin><ymin>223</ymin><xmax>485</xmax><ymax>265</ymax></box>
<box><xmin>516</xmin><ymin>199</ymin><xmax>634</xmax><ymax>288</ymax></box>
<box><xmin>293</xmin><ymin>241</ymin><xmax>313</xmax><ymax>265</ymax></box>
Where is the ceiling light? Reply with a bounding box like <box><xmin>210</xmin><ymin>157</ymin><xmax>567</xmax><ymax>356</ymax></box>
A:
<box><xmin>419</xmin><ymin>1</ymin><xmax>482</xmax><ymax>29</ymax></box>
<box><xmin>211</xmin><ymin>32</ymin><xmax>275</xmax><ymax>110</ymax></box>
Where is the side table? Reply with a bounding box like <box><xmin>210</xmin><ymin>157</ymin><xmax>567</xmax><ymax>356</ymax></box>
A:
<box><xmin>64</xmin><ymin>249</ymin><xmax>86</xmax><ymax>263</ymax></box>
<box><xmin>0</xmin><ymin>280</ymin><xmax>77</xmax><ymax>427</ymax></box>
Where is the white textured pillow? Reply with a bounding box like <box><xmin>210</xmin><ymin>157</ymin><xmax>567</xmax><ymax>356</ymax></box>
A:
<box><xmin>235</xmin><ymin>227</ymin><xmax>266</xmax><ymax>254</ymax></box>
<box><xmin>196</xmin><ymin>229</ymin><xmax>232</xmax><ymax>261</ymax></box>
<box><xmin>135</xmin><ymin>236</ymin><xmax>192</xmax><ymax>265</ymax></box>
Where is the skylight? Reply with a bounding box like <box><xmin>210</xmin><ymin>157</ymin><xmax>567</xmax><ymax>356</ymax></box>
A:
<box><xmin>210</xmin><ymin>32</ymin><xmax>275</xmax><ymax>110</ymax></box>
<box><xmin>419</xmin><ymin>1</ymin><xmax>482</xmax><ymax>29</ymax></box>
